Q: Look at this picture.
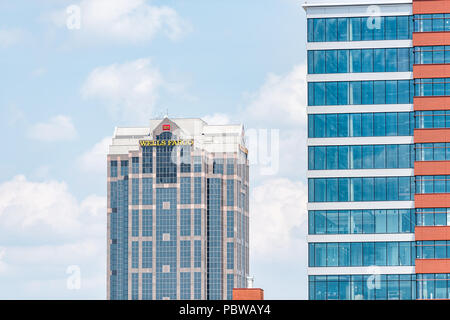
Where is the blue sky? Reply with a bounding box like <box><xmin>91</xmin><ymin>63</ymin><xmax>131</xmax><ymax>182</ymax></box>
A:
<box><xmin>0</xmin><ymin>0</ymin><xmax>308</xmax><ymax>299</ymax></box>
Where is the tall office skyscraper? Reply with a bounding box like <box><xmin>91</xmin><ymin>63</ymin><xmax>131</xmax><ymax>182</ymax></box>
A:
<box><xmin>107</xmin><ymin>117</ymin><xmax>249</xmax><ymax>300</ymax></box>
<box><xmin>305</xmin><ymin>0</ymin><xmax>450</xmax><ymax>300</ymax></box>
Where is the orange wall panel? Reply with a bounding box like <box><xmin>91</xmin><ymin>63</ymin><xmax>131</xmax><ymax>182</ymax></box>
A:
<box><xmin>415</xmin><ymin>194</ymin><xmax>450</xmax><ymax>208</ymax></box>
<box><xmin>414</xmin><ymin>0</ymin><xmax>450</xmax><ymax>14</ymax></box>
<box><xmin>414</xmin><ymin>129</ymin><xmax>450</xmax><ymax>143</ymax></box>
<box><xmin>414</xmin><ymin>96</ymin><xmax>450</xmax><ymax>111</ymax></box>
<box><xmin>415</xmin><ymin>161</ymin><xmax>450</xmax><ymax>175</ymax></box>
<box><xmin>414</xmin><ymin>64</ymin><xmax>450</xmax><ymax>79</ymax></box>
<box><xmin>416</xmin><ymin>259</ymin><xmax>450</xmax><ymax>274</ymax></box>
<box><xmin>414</xmin><ymin>32</ymin><xmax>450</xmax><ymax>46</ymax></box>
<box><xmin>416</xmin><ymin>226</ymin><xmax>450</xmax><ymax>240</ymax></box>
<box><xmin>232</xmin><ymin>289</ymin><xmax>264</xmax><ymax>300</ymax></box>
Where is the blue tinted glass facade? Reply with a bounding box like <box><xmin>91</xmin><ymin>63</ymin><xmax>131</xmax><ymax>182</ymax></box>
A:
<box><xmin>142</xmin><ymin>273</ymin><xmax>152</xmax><ymax>300</ymax></box>
<box><xmin>156</xmin><ymin>132</ymin><xmax>177</xmax><ymax>184</ymax></box>
<box><xmin>155</xmin><ymin>187</ymin><xmax>177</xmax><ymax>300</ymax></box>
<box><xmin>142</xmin><ymin>241</ymin><xmax>152</xmax><ymax>268</ymax></box>
<box><xmin>309</xmin><ymin>274</ymin><xmax>416</xmax><ymax>300</ymax></box>
<box><xmin>309</xmin><ymin>144</ymin><xmax>414</xmax><ymax>170</ymax></box>
<box><xmin>416</xmin><ymin>241</ymin><xmax>450</xmax><ymax>259</ymax></box>
<box><xmin>142</xmin><ymin>209</ymin><xmax>152</xmax><ymax>237</ymax></box>
<box><xmin>416</xmin><ymin>143</ymin><xmax>450</xmax><ymax>161</ymax></box>
<box><xmin>180</xmin><ymin>209</ymin><xmax>191</xmax><ymax>237</ymax></box>
<box><xmin>414</xmin><ymin>14</ymin><xmax>450</xmax><ymax>32</ymax></box>
<box><xmin>180</xmin><ymin>177</ymin><xmax>191</xmax><ymax>204</ymax></box>
<box><xmin>131</xmin><ymin>273</ymin><xmax>138</xmax><ymax>300</ymax></box>
<box><xmin>306</xmin><ymin>5</ymin><xmax>415</xmax><ymax>301</ymax></box>
<box><xmin>308</xmin><ymin>80</ymin><xmax>414</xmax><ymax>106</ymax></box>
<box><xmin>121</xmin><ymin>160</ymin><xmax>128</xmax><ymax>176</ymax></box>
<box><xmin>415</xmin><ymin>46</ymin><xmax>450</xmax><ymax>64</ymax></box>
<box><xmin>308</xmin><ymin>177</ymin><xmax>415</xmax><ymax>202</ymax></box>
<box><xmin>416</xmin><ymin>208</ymin><xmax>450</xmax><ymax>226</ymax></box>
<box><xmin>309</xmin><ymin>209</ymin><xmax>415</xmax><ymax>234</ymax></box>
<box><xmin>416</xmin><ymin>176</ymin><xmax>450</xmax><ymax>194</ymax></box>
<box><xmin>109</xmin><ymin>177</ymin><xmax>128</xmax><ymax>300</ymax></box>
<box><xmin>207</xmin><ymin>178</ymin><xmax>222</xmax><ymax>300</ymax></box>
<box><xmin>309</xmin><ymin>242</ymin><xmax>415</xmax><ymax>267</ymax></box>
<box><xmin>307</xmin><ymin>16</ymin><xmax>413</xmax><ymax>42</ymax></box>
<box><xmin>416</xmin><ymin>110</ymin><xmax>450</xmax><ymax>129</ymax></box>
<box><xmin>417</xmin><ymin>274</ymin><xmax>450</xmax><ymax>300</ymax></box>
<box><xmin>415</xmin><ymin>78</ymin><xmax>450</xmax><ymax>97</ymax></box>
<box><xmin>308</xmin><ymin>48</ymin><xmax>413</xmax><ymax>74</ymax></box>
<box><xmin>180</xmin><ymin>272</ymin><xmax>191</xmax><ymax>299</ymax></box>
<box><xmin>142</xmin><ymin>178</ymin><xmax>153</xmax><ymax>205</ymax></box>
<box><xmin>308</xmin><ymin>112</ymin><xmax>414</xmax><ymax>138</ymax></box>
<box><xmin>108</xmin><ymin>120</ymin><xmax>249</xmax><ymax>300</ymax></box>
<box><xmin>132</xmin><ymin>210</ymin><xmax>139</xmax><ymax>237</ymax></box>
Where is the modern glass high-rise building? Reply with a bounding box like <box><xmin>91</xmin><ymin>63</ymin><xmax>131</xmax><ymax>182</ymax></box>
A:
<box><xmin>306</xmin><ymin>0</ymin><xmax>450</xmax><ymax>300</ymax></box>
<box><xmin>107</xmin><ymin>117</ymin><xmax>249</xmax><ymax>300</ymax></box>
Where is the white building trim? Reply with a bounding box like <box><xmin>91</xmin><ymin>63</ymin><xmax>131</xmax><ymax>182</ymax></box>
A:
<box><xmin>307</xmin><ymin>168</ymin><xmax>414</xmax><ymax>178</ymax></box>
<box><xmin>307</xmin><ymin>104</ymin><xmax>413</xmax><ymax>114</ymax></box>
<box><xmin>307</xmin><ymin>40</ymin><xmax>412</xmax><ymax>51</ymax></box>
<box><xmin>307</xmin><ymin>72</ymin><xmax>412</xmax><ymax>82</ymax></box>
<box><xmin>307</xmin><ymin>233</ymin><xmax>414</xmax><ymax>243</ymax></box>
<box><xmin>308</xmin><ymin>201</ymin><xmax>415</xmax><ymax>210</ymax></box>
<box><xmin>308</xmin><ymin>136</ymin><xmax>413</xmax><ymax>146</ymax></box>
<box><xmin>308</xmin><ymin>266</ymin><xmax>415</xmax><ymax>275</ymax></box>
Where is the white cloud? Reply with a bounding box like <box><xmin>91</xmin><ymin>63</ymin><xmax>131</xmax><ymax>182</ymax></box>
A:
<box><xmin>0</xmin><ymin>28</ymin><xmax>23</xmax><ymax>48</ymax></box>
<box><xmin>250</xmin><ymin>178</ymin><xmax>308</xmax><ymax>259</ymax></box>
<box><xmin>77</xmin><ymin>137</ymin><xmax>111</xmax><ymax>175</ymax></box>
<box><xmin>49</xmin><ymin>0</ymin><xmax>190</xmax><ymax>44</ymax></box>
<box><xmin>0</xmin><ymin>175</ymin><xmax>81</xmax><ymax>235</ymax></box>
<box><xmin>243</xmin><ymin>64</ymin><xmax>307</xmax><ymax>126</ymax></box>
<box><xmin>0</xmin><ymin>175</ymin><xmax>106</xmax><ymax>298</ymax></box>
<box><xmin>28</xmin><ymin>115</ymin><xmax>78</xmax><ymax>142</ymax></box>
<box><xmin>202</xmin><ymin>113</ymin><xmax>232</xmax><ymax>125</ymax></box>
<box><xmin>81</xmin><ymin>58</ymin><xmax>163</xmax><ymax>121</ymax></box>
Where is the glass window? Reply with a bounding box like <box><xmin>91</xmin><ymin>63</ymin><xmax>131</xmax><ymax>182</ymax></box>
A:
<box><xmin>374</xmin><ymin>81</ymin><xmax>386</xmax><ymax>104</ymax></box>
<box><xmin>362</xmin><ymin>113</ymin><xmax>373</xmax><ymax>137</ymax></box>
<box><xmin>314</xmin><ymin>82</ymin><xmax>325</xmax><ymax>106</ymax></box>
<box><xmin>362</xmin><ymin>145</ymin><xmax>374</xmax><ymax>169</ymax></box>
<box><xmin>326</xmin><ymin>146</ymin><xmax>338</xmax><ymax>170</ymax></box>
<box><xmin>314</xmin><ymin>19</ymin><xmax>325</xmax><ymax>42</ymax></box>
<box><xmin>338</xmin><ymin>50</ymin><xmax>349</xmax><ymax>73</ymax></box>
<box><xmin>385</xmin><ymin>16</ymin><xmax>397</xmax><ymax>40</ymax></box>
<box><xmin>386</xmin><ymin>81</ymin><xmax>398</xmax><ymax>104</ymax></box>
<box><xmin>374</xmin><ymin>49</ymin><xmax>385</xmax><ymax>72</ymax></box>
<box><xmin>338</xmin><ymin>82</ymin><xmax>349</xmax><ymax>105</ymax></box>
<box><xmin>362</xmin><ymin>49</ymin><xmax>374</xmax><ymax>72</ymax></box>
<box><xmin>350</xmin><ymin>17</ymin><xmax>361</xmax><ymax>41</ymax></box>
<box><xmin>397</xmin><ymin>16</ymin><xmax>409</xmax><ymax>40</ymax></box>
<box><xmin>375</xmin><ymin>242</ymin><xmax>387</xmax><ymax>266</ymax></box>
<box><xmin>337</xmin><ymin>18</ymin><xmax>348</xmax><ymax>41</ymax></box>
<box><xmin>373</xmin><ymin>113</ymin><xmax>386</xmax><ymax>136</ymax></box>
<box><xmin>326</xmin><ymin>114</ymin><xmax>337</xmax><ymax>137</ymax></box>
<box><xmin>326</xmin><ymin>18</ymin><xmax>338</xmax><ymax>42</ymax></box>
<box><xmin>362</xmin><ymin>81</ymin><xmax>374</xmax><ymax>104</ymax></box>
<box><xmin>375</xmin><ymin>210</ymin><xmax>387</xmax><ymax>233</ymax></box>
<box><xmin>314</xmin><ymin>51</ymin><xmax>325</xmax><ymax>74</ymax></box>
<box><xmin>350</xmin><ymin>50</ymin><xmax>361</xmax><ymax>73</ymax></box>
<box><xmin>338</xmin><ymin>114</ymin><xmax>349</xmax><ymax>137</ymax></box>
<box><xmin>338</xmin><ymin>146</ymin><xmax>349</xmax><ymax>170</ymax></box>
<box><xmin>386</xmin><ymin>49</ymin><xmax>398</xmax><ymax>72</ymax></box>
<box><xmin>363</xmin><ymin>210</ymin><xmax>375</xmax><ymax>233</ymax></box>
<box><xmin>326</xmin><ymin>50</ymin><xmax>338</xmax><ymax>73</ymax></box>
<box><xmin>374</xmin><ymin>177</ymin><xmax>387</xmax><ymax>200</ymax></box>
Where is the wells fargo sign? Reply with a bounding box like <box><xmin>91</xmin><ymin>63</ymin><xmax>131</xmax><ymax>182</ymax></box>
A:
<box><xmin>139</xmin><ymin>139</ymin><xmax>194</xmax><ymax>147</ymax></box>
